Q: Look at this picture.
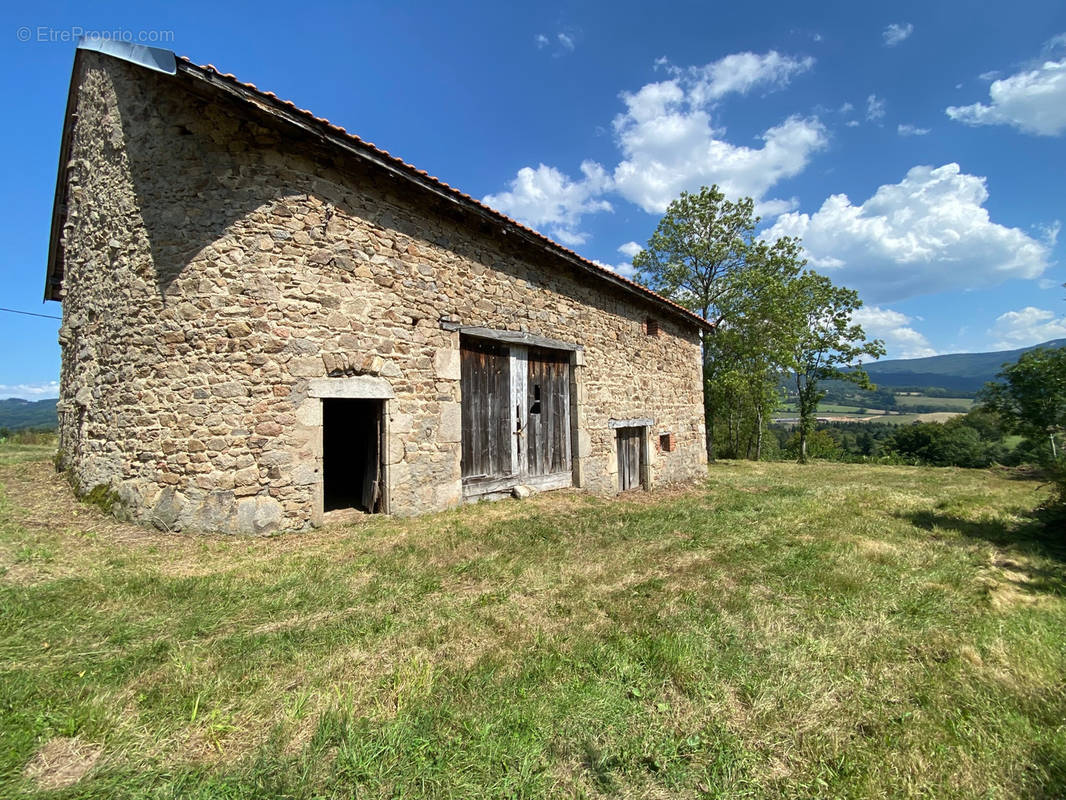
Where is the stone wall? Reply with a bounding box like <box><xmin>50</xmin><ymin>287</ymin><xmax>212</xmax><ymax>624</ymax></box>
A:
<box><xmin>54</xmin><ymin>52</ymin><xmax>707</xmax><ymax>533</ymax></box>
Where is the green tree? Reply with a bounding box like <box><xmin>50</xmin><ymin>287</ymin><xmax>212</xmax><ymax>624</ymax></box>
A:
<box><xmin>782</xmin><ymin>272</ymin><xmax>885</xmax><ymax>463</ymax></box>
<box><xmin>633</xmin><ymin>186</ymin><xmax>803</xmax><ymax>460</ymax></box>
<box><xmin>979</xmin><ymin>347</ymin><xmax>1066</xmax><ymax>463</ymax></box>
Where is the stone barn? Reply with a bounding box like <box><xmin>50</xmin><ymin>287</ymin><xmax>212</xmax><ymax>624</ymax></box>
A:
<box><xmin>45</xmin><ymin>40</ymin><xmax>709</xmax><ymax>534</ymax></box>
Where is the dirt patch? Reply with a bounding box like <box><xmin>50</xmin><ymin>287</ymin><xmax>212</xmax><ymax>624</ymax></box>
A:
<box><xmin>23</xmin><ymin>736</ymin><xmax>102</xmax><ymax>790</ymax></box>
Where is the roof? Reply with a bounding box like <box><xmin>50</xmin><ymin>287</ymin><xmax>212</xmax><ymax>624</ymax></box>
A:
<box><xmin>45</xmin><ymin>40</ymin><xmax>712</xmax><ymax>332</ymax></box>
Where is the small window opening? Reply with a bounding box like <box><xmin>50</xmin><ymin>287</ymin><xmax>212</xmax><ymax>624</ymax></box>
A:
<box><xmin>530</xmin><ymin>384</ymin><xmax>542</xmax><ymax>415</ymax></box>
<box><xmin>659</xmin><ymin>432</ymin><xmax>675</xmax><ymax>452</ymax></box>
<box><xmin>644</xmin><ymin>317</ymin><xmax>660</xmax><ymax>336</ymax></box>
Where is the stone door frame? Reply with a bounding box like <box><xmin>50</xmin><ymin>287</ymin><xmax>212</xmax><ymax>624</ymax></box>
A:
<box><xmin>307</xmin><ymin>376</ymin><xmax>394</xmax><ymax>521</ymax></box>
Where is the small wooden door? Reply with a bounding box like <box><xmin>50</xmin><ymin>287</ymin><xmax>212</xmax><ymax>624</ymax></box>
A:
<box><xmin>526</xmin><ymin>348</ymin><xmax>571</xmax><ymax>477</ymax></box>
<box><xmin>616</xmin><ymin>427</ymin><xmax>643</xmax><ymax>491</ymax></box>
<box><xmin>460</xmin><ymin>340</ymin><xmax>513</xmax><ymax>480</ymax></box>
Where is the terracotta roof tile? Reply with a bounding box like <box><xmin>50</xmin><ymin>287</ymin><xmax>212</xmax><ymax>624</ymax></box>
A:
<box><xmin>173</xmin><ymin>55</ymin><xmax>710</xmax><ymax>329</ymax></box>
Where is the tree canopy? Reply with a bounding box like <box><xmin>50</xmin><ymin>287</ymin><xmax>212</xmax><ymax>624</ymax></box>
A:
<box><xmin>631</xmin><ymin>184</ymin><xmax>883</xmax><ymax>463</ymax></box>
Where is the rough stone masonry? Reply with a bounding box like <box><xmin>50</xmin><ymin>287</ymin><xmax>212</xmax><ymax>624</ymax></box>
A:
<box><xmin>46</xmin><ymin>45</ymin><xmax>709</xmax><ymax>533</ymax></box>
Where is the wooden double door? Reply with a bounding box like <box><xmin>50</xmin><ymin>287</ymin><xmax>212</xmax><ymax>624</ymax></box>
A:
<box><xmin>460</xmin><ymin>338</ymin><xmax>572</xmax><ymax>495</ymax></box>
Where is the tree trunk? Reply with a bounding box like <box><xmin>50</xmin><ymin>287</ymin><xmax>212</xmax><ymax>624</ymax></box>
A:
<box><xmin>756</xmin><ymin>409</ymin><xmax>763</xmax><ymax>460</ymax></box>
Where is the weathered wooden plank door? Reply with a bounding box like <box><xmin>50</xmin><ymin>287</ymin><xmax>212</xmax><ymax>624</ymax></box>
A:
<box><xmin>460</xmin><ymin>340</ymin><xmax>513</xmax><ymax>480</ymax></box>
<box><xmin>526</xmin><ymin>348</ymin><xmax>571</xmax><ymax>477</ymax></box>
<box><xmin>616</xmin><ymin>427</ymin><xmax>643</xmax><ymax>491</ymax></box>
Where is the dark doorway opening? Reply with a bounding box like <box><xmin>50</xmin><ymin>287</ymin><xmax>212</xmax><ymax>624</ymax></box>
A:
<box><xmin>322</xmin><ymin>398</ymin><xmax>385</xmax><ymax>513</ymax></box>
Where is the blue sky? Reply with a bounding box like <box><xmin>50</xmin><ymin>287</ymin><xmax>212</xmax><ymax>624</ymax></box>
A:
<box><xmin>2</xmin><ymin>0</ymin><xmax>1065</xmax><ymax>399</ymax></box>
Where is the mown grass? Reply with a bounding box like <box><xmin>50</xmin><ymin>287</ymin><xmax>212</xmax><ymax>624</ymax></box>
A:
<box><xmin>1</xmin><ymin>446</ymin><xmax>1064</xmax><ymax>798</ymax></box>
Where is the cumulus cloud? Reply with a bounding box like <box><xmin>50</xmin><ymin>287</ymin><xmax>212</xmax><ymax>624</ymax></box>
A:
<box><xmin>762</xmin><ymin>163</ymin><xmax>1051</xmax><ymax>302</ymax></box>
<box><xmin>865</xmin><ymin>94</ymin><xmax>886</xmax><ymax>122</ymax></box>
<box><xmin>947</xmin><ymin>40</ymin><xmax>1066</xmax><ymax>135</ymax></box>
<box><xmin>883</xmin><ymin>23</ymin><xmax>914</xmax><ymax>46</ymax></box>
<box><xmin>989</xmin><ymin>306</ymin><xmax>1066</xmax><ymax>348</ymax></box>
<box><xmin>897</xmin><ymin>123</ymin><xmax>930</xmax><ymax>136</ymax></box>
<box><xmin>618</xmin><ymin>241</ymin><xmax>643</xmax><ymax>258</ymax></box>
<box><xmin>0</xmin><ymin>381</ymin><xmax>59</xmax><ymax>400</ymax></box>
<box><xmin>482</xmin><ymin>161</ymin><xmax>612</xmax><ymax>245</ymax></box>
<box><xmin>851</xmin><ymin>306</ymin><xmax>936</xmax><ymax>358</ymax></box>
<box><xmin>611</xmin><ymin>90</ymin><xmax>826</xmax><ymax>214</ymax></box>
<box><xmin>484</xmin><ymin>50</ymin><xmax>825</xmax><ymax>240</ymax></box>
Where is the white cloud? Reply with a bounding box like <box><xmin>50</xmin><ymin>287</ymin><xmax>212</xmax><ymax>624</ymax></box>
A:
<box><xmin>763</xmin><ymin>163</ymin><xmax>1051</xmax><ymax>302</ymax></box>
<box><xmin>947</xmin><ymin>45</ymin><xmax>1066</xmax><ymax>135</ymax></box>
<box><xmin>1038</xmin><ymin>278</ymin><xmax>1062</xmax><ymax>290</ymax></box>
<box><xmin>845</xmin><ymin>119</ymin><xmax>860</xmax><ymax>128</ymax></box>
<box><xmin>839</xmin><ymin>101</ymin><xmax>854</xmax><ymax>113</ymax></box>
<box><xmin>485</xmin><ymin>50</ymin><xmax>825</xmax><ymax>238</ymax></box>
<box><xmin>883</xmin><ymin>23</ymin><xmax>914</xmax><ymax>47</ymax></box>
<box><xmin>618</xmin><ymin>241</ymin><xmax>643</xmax><ymax>258</ymax></box>
<box><xmin>852</xmin><ymin>306</ymin><xmax>936</xmax><ymax>358</ymax></box>
<box><xmin>482</xmin><ymin>161</ymin><xmax>612</xmax><ymax>245</ymax></box>
<box><xmin>611</xmin><ymin>80</ymin><xmax>826</xmax><ymax>212</ymax></box>
<box><xmin>979</xmin><ymin>70</ymin><xmax>1002</xmax><ymax>82</ymax></box>
<box><xmin>593</xmin><ymin>258</ymin><xmax>638</xmax><ymax>279</ymax></box>
<box><xmin>989</xmin><ymin>306</ymin><xmax>1066</xmax><ymax>348</ymax></box>
<box><xmin>0</xmin><ymin>381</ymin><xmax>59</xmax><ymax>400</ymax></box>
<box><xmin>866</xmin><ymin>94</ymin><xmax>885</xmax><ymax>122</ymax></box>
<box><xmin>1037</xmin><ymin>219</ymin><xmax>1061</xmax><ymax>246</ymax></box>
<box><xmin>897</xmin><ymin>123</ymin><xmax>930</xmax><ymax>136</ymax></box>
<box><xmin>534</xmin><ymin>31</ymin><xmax>577</xmax><ymax>56</ymax></box>
<box><xmin>684</xmin><ymin>51</ymin><xmax>814</xmax><ymax>105</ymax></box>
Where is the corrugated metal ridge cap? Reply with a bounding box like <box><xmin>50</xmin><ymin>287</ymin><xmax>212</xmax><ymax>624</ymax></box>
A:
<box><xmin>173</xmin><ymin>55</ymin><xmax>712</xmax><ymax>332</ymax></box>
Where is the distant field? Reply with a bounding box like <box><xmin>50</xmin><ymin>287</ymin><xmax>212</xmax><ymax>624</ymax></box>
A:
<box><xmin>894</xmin><ymin>395</ymin><xmax>975</xmax><ymax>410</ymax></box>
<box><xmin>2</xmin><ymin>446</ymin><xmax>1064</xmax><ymax>798</ymax></box>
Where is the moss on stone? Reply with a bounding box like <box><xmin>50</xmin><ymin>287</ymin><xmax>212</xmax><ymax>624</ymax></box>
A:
<box><xmin>81</xmin><ymin>483</ymin><xmax>120</xmax><ymax>515</ymax></box>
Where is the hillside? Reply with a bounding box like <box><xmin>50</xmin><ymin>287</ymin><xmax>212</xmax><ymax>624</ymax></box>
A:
<box><xmin>0</xmin><ymin>398</ymin><xmax>57</xmax><ymax>431</ymax></box>
<box><xmin>863</xmin><ymin>338</ymin><xmax>1066</xmax><ymax>392</ymax></box>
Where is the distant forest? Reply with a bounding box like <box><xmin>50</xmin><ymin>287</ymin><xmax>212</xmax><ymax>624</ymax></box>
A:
<box><xmin>0</xmin><ymin>398</ymin><xmax>58</xmax><ymax>432</ymax></box>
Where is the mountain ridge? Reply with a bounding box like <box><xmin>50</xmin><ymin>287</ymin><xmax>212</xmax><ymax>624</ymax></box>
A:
<box><xmin>861</xmin><ymin>338</ymin><xmax>1066</xmax><ymax>392</ymax></box>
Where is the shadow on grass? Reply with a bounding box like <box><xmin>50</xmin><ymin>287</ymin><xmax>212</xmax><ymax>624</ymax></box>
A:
<box><xmin>901</xmin><ymin>509</ymin><xmax>1066</xmax><ymax>598</ymax></box>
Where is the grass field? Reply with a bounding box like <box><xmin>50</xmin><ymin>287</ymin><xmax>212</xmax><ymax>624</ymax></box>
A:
<box><xmin>893</xmin><ymin>396</ymin><xmax>975</xmax><ymax>411</ymax></box>
<box><xmin>2</xmin><ymin>445</ymin><xmax>1064</xmax><ymax>798</ymax></box>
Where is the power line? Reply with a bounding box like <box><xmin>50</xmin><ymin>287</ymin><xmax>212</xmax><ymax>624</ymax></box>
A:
<box><xmin>0</xmin><ymin>307</ymin><xmax>62</xmax><ymax>321</ymax></box>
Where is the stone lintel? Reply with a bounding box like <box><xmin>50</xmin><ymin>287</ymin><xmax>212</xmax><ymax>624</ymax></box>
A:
<box><xmin>608</xmin><ymin>417</ymin><xmax>654</xmax><ymax>429</ymax></box>
<box><xmin>307</xmin><ymin>376</ymin><xmax>395</xmax><ymax>399</ymax></box>
<box><xmin>441</xmin><ymin>323</ymin><xmax>583</xmax><ymax>353</ymax></box>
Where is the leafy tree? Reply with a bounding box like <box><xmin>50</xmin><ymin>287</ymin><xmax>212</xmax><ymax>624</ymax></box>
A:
<box><xmin>887</xmin><ymin>421</ymin><xmax>1000</xmax><ymax>468</ymax></box>
<box><xmin>979</xmin><ymin>347</ymin><xmax>1066</xmax><ymax>462</ymax></box>
<box><xmin>633</xmin><ymin>186</ymin><xmax>803</xmax><ymax>460</ymax></box>
<box><xmin>781</xmin><ymin>272</ymin><xmax>885</xmax><ymax>463</ymax></box>
<box><xmin>633</xmin><ymin>186</ymin><xmax>758</xmax><ymax>326</ymax></box>
<box><xmin>785</xmin><ymin>428</ymin><xmax>840</xmax><ymax>460</ymax></box>
<box><xmin>980</xmin><ymin>347</ymin><xmax>1066</xmax><ymax>511</ymax></box>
